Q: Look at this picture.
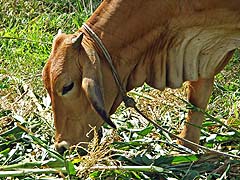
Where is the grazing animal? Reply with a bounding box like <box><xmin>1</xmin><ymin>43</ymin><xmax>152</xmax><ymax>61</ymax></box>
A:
<box><xmin>42</xmin><ymin>0</ymin><xmax>240</xmax><ymax>153</ymax></box>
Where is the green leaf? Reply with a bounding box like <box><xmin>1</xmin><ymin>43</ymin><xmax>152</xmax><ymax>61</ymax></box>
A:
<box><xmin>0</xmin><ymin>110</ymin><xmax>11</xmax><ymax>117</ymax></box>
<box><xmin>152</xmin><ymin>166</ymin><xmax>164</xmax><ymax>173</ymax></box>
<box><xmin>172</xmin><ymin>155</ymin><xmax>198</xmax><ymax>165</ymax></box>
<box><xmin>141</xmin><ymin>155</ymin><xmax>153</xmax><ymax>165</ymax></box>
<box><xmin>112</xmin><ymin>141</ymin><xmax>143</xmax><ymax>150</ymax></box>
<box><xmin>89</xmin><ymin>171</ymin><xmax>101</xmax><ymax>178</ymax></box>
<box><xmin>183</xmin><ymin>170</ymin><xmax>199</xmax><ymax>180</ymax></box>
<box><xmin>154</xmin><ymin>156</ymin><xmax>174</xmax><ymax>166</ymax></box>
<box><xmin>202</xmin><ymin>121</ymin><xmax>216</xmax><ymax>127</ymax></box>
<box><xmin>131</xmin><ymin>155</ymin><xmax>146</xmax><ymax>165</ymax></box>
<box><xmin>131</xmin><ymin>171</ymin><xmax>141</xmax><ymax>179</ymax></box>
<box><xmin>215</xmin><ymin>134</ymin><xmax>234</xmax><ymax>142</ymax></box>
<box><xmin>191</xmin><ymin>162</ymin><xmax>217</xmax><ymax>172</ymax></box>
<box><xmin>0</xmin><ymin>148</ymin><xmax>10</xmax><ymax>156</ymax></box>
<box><xmin>137</xmin><ymin>126</ymin><xmax>154</xmax><ymax>136</ymax></box>
<box><xmin>72</xmin><ymin>158</ymin><xmax>82</xmax><ymax>164</ymax></box>
<box><xmin>65</xmin><ymin>160</ymin><xmax>76</xmax><ymax>176</ymax></box>
<box><xmin>0</xmin><ymin>126</ymin><xmax>24</xmax><ymax>138</ymax></box>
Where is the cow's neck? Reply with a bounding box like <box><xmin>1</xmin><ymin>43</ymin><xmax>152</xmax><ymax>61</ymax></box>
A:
<box><xmin>85</xmin><ymin>0</ymin><xmax>240</xmax><ymax>114</ymax></box>
<box><xmin>86</xmin><ymin>1</ymin><xmax>176</xmax><ymax>89</ymax></box>
<box><xmin>84</xmin><ymin>1</ymin><xmax>172</xmax><ymax>113</ymax></box>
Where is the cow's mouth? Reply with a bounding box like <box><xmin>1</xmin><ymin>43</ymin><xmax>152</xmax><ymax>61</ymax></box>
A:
<box><xmin>55</xmin><ymin>128</ymin><xmax>103</xmax><ymax>155</ymax></box>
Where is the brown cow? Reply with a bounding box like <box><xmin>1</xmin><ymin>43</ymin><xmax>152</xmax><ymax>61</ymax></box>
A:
<box><xmin>42</xmin><ymin>0</ymin><xmax>240</xmax><ymax>153</ymax></box>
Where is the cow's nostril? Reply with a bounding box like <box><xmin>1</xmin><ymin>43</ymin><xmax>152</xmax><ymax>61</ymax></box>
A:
<box><xmin>56</xmin><ymin>145</ymin><xmax>67</xmax><ymax>155</ymax></box>
<box><xmin>55</xmin><ymin>141</ymin><xmax>69</xmax><ymax>155</ymax></box>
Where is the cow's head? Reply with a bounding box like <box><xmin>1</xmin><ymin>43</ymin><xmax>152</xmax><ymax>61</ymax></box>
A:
<box><xmin>42</xmin><ymin>31</ymin><xmax>116</xmax><ymax>154</ymax></box>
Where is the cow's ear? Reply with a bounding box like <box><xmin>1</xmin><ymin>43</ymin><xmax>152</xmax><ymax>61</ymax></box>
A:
<box><xmin>81</xmin><ymin>48</ymin><xmax>116</xmax><ymax>129</ymax></box>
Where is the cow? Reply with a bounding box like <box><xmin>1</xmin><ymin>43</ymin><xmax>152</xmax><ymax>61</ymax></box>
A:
<box><xmin>42</xmin><ymin>0</ymin><xmax>240</xmax><ymax>154</ymax></box>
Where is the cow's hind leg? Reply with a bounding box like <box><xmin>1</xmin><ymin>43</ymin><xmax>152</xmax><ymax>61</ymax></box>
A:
<box><xmin>178</xmin><ymin>78</ymin><xmax>214</xmax><ymax>151</ymax></box>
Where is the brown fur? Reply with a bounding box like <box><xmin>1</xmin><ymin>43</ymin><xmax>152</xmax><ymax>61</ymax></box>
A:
<box><xmin>43</xmin><ymin>0</ymin><xmax>240</xmax><ymax>152</ymax></box>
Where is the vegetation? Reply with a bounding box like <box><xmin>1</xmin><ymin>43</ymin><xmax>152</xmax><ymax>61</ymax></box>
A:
<box><xmin>0</xmin><ymin>0</ymin><xmax>240</xmax><ymax>179</ymax></box>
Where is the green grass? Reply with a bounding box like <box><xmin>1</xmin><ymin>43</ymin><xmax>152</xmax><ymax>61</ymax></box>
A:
<box><xmin>1</xmin><ymin>0</ymin><xmax>240</xmax><ymax>179</ymax></box>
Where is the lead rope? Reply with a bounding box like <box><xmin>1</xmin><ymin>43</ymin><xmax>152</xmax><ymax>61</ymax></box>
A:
<box><xmin>82</xmin><ymin>23</ymin><xmax>240</xmax><ymax>159</ymax></box>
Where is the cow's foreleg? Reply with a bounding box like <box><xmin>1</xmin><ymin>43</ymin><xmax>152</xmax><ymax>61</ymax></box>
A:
<box><xmin>178</xmin><ymin>78</ymin><xmax>214</xmax><ymax>151</ymax></box>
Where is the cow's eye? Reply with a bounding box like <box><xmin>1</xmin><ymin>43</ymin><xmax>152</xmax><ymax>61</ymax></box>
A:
<box><xmin>62</xmin><ymin>82</ymin><xmax>74</xmax><ymax>95</ymax></box>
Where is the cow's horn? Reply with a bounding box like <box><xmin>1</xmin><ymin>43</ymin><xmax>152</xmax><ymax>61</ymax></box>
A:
<box><xmin>57</xmin><ymin>29</ymin><xmax>62</xmax><ymax>35</ymax></box>
<box><xmin>72</xmin><ymin>33</ymin><xmax>83</xmax><ymax>48</ymax></box>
